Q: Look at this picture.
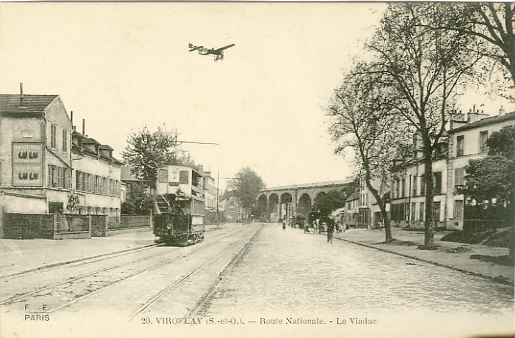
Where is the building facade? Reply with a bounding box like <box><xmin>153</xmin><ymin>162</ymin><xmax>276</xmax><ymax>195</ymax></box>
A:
<box><xmin>0</xmin><ymin>89</ymin><xmax>123</xmax><ymax>219</ymax></box>
<box><xmin>389</xmin><ymin>107</ymin><xmax>515</xmax><ymax>230</ymax></box>
<box><xmin>70</xmin><ymin>131</ymin><xmax>123</xmax><ymax>219</ymax></box>
<box><xmin>0</xmin><ymin>92</ymin><xmax>73</xmax><ymax>214</ymax></box>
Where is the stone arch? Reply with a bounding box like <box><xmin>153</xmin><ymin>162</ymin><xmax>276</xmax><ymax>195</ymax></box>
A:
<box><xmin>268</xmin><ymin>193</ymin><xmax>279</xmax><ymax>222</ymax></box>
<box><xmin>257</xmin><ymin>194</ymin><xmax>268</xmax><ymax>221</ymax></box>
<box><xmin>314</xmin><ymin>191</ymin><xmax>327</xmax><ymax>214</ymax></box>
<box><xmin>297</xmin><ymin>193</ymin><xmax>312</xmax><ymax>219</ymax></box>
<box><xmin>280</xmin><ymin>193</ymin><xmax>293</xmax><ymax>220</ymax></box>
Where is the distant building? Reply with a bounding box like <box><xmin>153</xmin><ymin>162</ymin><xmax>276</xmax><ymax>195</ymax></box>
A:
<box><xmin>71</xmin><ymin>129</ymin><xmax>123</xmax><ymax>218</ymax></box>
<box><xmin>343</xmin><ymin>191</ymin><xmax>359</xmax><ymax>228</ymax></box>
<box><xmin>219</xmin><ymin>194</ymin><xmax>243</xmax><ymax>223</ymax></box>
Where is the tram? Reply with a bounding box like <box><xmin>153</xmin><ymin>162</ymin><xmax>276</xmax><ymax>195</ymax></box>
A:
<box><xmin>153</xmin><ymin>165</ymin><xmax>205</xmax><ymax>246</ymax></box>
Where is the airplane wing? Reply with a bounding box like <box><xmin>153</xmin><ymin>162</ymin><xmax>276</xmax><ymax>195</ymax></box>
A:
<box><xmin>215</xmin><ymin>44</ymin><xmax>235</xmax><ymax>52</ymax></box>
<box><xmin>188</xmin><ymin>43</ymin><xmax>203</xmax><ymax>52</ymax></box>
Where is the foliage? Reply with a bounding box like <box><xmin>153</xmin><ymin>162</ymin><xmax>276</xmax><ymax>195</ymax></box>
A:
<box><xmin>328</xmin><ymin>61</ymin><xmax>412</xmax><ymax>241</ymax></box>
<box><xmin>229</xmin><ymin>167</ymin><xmax>266</xmax><ymax>217</ymax></box>
<box><xmin>314</xmin><ymin>189</ymin><xmax>348</xmax><ymax>216</ymax></box>
<box><xmin>438</xmin><ymin>3</ymin><xmax>514</xmax><ymax>89</ymax></box>
<box><xmin>366</xmin><ymin>2</ymin><xmax>483</xmax><ymax>248</ymax></box>
<box><xmin>122</xmin><ymin>126</ymin><xmax>196</xmax><ymax>190</ymax></box>
<box><xmin>121</xmin><ymin>183</ymin><xmax>154</xmax><ymax>215</ymax></box>
<box><xmin>463</xmin><ymin>126</ymin><xmax>515</xmax><ymax>204</ymax></box>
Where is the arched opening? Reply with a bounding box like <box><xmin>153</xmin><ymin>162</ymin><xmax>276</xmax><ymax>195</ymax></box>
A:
<box><xmin>257</xmin><ymin>194</ymin><xmax>268</xmax><ymax>221</ymax></box>
<box><xmin>280</xmin><ymin>193</ymin><xmax>293</xmax><ymax>221</ymax></box>
<box><xmin>297</xmin><ymin>193</ymin><xmax>312</xmax><ymax>219</ymax></box>
<box><xmin>314</xmin><ymin>191</ymin><xmax>328</xmax><ymax>215</ymax></box>
<box><xmin>268</xmin><ymin>194</ymin><xmax>279</xmax><ymax>222</ymax></box>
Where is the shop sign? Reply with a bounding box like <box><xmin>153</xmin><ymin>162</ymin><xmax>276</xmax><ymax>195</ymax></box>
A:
<box><xmin>12</xmin><ymin>142</ymin><xmax>43</xmax><ymax>186</ymax></box>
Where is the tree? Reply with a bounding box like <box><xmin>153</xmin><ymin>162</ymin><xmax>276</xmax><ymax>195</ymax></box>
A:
<box><xmin>314</xmin><ymin>189</ymin><xmax>348</xmax><ymax>216</ymax></box>
<box><xmin>328</xmin><ymin>62</ymin><xmax>411</xmax><ymax>242</ymax></box>
<box><xmin>229</xmin><ymin>167</ymin><xmax>266</xmax><ymax>222</ymax></box>
<box><xmin>367</xmin><ymin>3</ymin><xmax>483</xmax><ymax>248</ymax></box>
<box><xmin>121</xmin><ymin>183</ymin><xmax>154</xmax><ymax>215</ymax></box>
<box><xmin>433</xmin><ymin>3</ymin><xmax>514</xmax><ymax>88</ymax></box>
<box><xmin>462</xmin><ymin>126</ymin><xmax>515</xmax><ymax>259</ymax></box>
<box><xmin>462</xmin><ymin>126</ymin><xmax>515</xmax><ymax>203</ymax></box>
<box><xmin>122</xmin><ymin>126</ymin><xmax>196</xmax><ymax>190</ymax></box>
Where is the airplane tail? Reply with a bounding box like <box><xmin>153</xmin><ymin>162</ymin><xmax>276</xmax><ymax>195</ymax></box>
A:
<box><xmin>188</xmin><ymin>43</ymin><xmax>193</xmax><ymax>48</ymax></box>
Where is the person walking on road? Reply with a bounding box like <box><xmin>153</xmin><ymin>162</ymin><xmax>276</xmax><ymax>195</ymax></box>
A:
<box><xmin>326</xmin><ymin>220</ymin><xmax>334</xmax><ymax>243</ymax></box>
<box><xmin>281</xmin><ymin>218</ymin><xmax>286</xmax><ymax>231</ymax></box>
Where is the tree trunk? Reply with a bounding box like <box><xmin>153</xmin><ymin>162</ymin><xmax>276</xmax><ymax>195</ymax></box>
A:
<box><xmin>365</xmin><ymin>178</ymin><xmax>394</xmax><ymax>242</ymax></box>
<box><xmin>422</xmin><ymin>142</ymin><xmax>436</xmax><ymax>249</ymax></box>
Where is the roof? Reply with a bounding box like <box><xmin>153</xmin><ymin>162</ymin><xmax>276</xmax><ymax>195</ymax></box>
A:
<box><xmin>449</xmin><ymin>111</ymin><xmax>515</xmax><ymax>133</ymax></box>
<box><xmin>121</xmin><ymin>164</ymin><xmax>139</xmax><ymax>182</ymax></box>
<box><xmin>346</xmin><ymin>191</ymin><xmax>359</xmax><ymax>201</ymax></box>
<box><xmin>0</xmin><ymin>94</ymin><xmax>58</xmax><ymax>115</ymax></box>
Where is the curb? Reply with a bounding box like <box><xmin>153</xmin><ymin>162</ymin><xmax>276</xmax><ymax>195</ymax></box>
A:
<box><xmin>334</xmin><ymin>235</ymin><xmax>514</xmax><ymax>287</ymax></box>
<box><xmin>0</xmin><ymin>243</ymin><xmax>160</xmax><ymax>279</ymax></box>
<box><xmin>1</xmin><ymin>226</ymin><xmax>223</xmax><ymax>279</ymax></box>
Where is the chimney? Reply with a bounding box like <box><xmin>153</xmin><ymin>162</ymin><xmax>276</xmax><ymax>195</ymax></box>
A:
<box><xmin>19</xmin><ymin>83</ymin><xmax>24</xmax><ymax>106</ymax></box>
<box><xmin>70</xmin><ymin>111</ymin><xmax>74</xmax><ymax>127</ymax></box>
<box><xmin>468</xmin><ymin>108</ymin><xmax>478</xmax><ymax>123</ymax></box>
<box><xmin>499</xmin><ymin>105</ymin><xmax>505</xmax><ymax>116</ymax></box>
<box><xmin>82</xmin><ymin>119</ymin><xmax>86</xmax><ymax>135</ymax></box>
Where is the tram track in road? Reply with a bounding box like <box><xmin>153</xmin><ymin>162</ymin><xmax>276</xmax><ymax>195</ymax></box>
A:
<box><xmin>0</xmin><ymin>224</ymin><xmax>254</xmax><ymax>314</ymax></box>
<box><xmin>128</xmin><ymin>223</ymin><xmax>264</xmax><ymax>321</ymax></box>
<box><xmin>0</xmin><ymin>226</ymin><xmax>245</xmax><ymax>307</ymax></box>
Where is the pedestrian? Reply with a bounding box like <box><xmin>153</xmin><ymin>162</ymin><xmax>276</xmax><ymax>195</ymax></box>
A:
<box><xmin>326</xmin><ymin>219</ymin><xmax>334</xmax><ymax>243</ymax></box>
<box><xmin>281</xmin><ymin>218</ymin><xmax>286</xmax><ymax>231</ymax></box>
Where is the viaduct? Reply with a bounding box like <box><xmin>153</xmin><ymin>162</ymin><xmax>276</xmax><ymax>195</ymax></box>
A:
<box><xmin>255</xmin><ymin>180</ymin><xmax>353</xmax><ymax>223</ymax></box>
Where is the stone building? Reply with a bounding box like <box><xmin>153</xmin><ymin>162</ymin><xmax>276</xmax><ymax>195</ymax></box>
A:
<box><xmin>389</xmin><ymin>106</ymin><xmax>515</xmax><ymax>230</ymax></box>
<box><xmin>0</xmin><ymin>87</ymin><xmax>123</xmax><ymax>219</ymax></box>
<box><xmin>70</xmin><ymin>128</ymin><xmax>123</xmax><ymax>219</ymax></box>
<box><xmin>0</xmin><ymin>90</ymin><xmax>73</xmax><ymax>214</ymax></box>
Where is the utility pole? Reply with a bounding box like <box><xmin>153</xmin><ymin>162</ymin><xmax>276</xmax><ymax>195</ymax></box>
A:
<box><xmin>216</xmin><ymin>171</ymin><xmax>220</xmax><ymax>229</ymax></box>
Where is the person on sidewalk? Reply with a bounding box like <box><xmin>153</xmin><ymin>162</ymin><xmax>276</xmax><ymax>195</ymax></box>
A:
<box><xmin>281</xmin><ymin>218</ymin><xmax>286</xmax><ymax>231</ymax></box>
<box><xmin>326</xmin><ymin>220</ymin><xmax>334</xmax><ymax>243</ymax></box>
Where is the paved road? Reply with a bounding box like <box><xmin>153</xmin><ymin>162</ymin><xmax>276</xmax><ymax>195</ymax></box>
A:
<box><xmin>0</xmin><ymin>224</ymin><xmax>261</xmax><ymax>338</ymax></box>
<box><xmin>1</xmin><ymin>223</ymin><xmax>512</xmax><ymax>338</ymax></box>
<box><xmin>195</xmin><ymin>223</ymin><xmax>514</xmax><ymax>338</ymax></box>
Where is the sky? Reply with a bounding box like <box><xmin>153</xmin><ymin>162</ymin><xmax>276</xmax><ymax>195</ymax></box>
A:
<box><xmin>0</xmin><ymin>2</ymin><xmax>512</xmax><ymax>191</ymax></box>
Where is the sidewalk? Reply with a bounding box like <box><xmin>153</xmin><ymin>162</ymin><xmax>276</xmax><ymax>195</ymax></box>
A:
<box><xmin>0</xmin><ymin>224</ymin><xmax>222</xmax><ymax>278</ymax></box>
<box><xmin>333</xmin><ymin>227</ymin><xmax>514</xmax><ymax>286</ymax></box>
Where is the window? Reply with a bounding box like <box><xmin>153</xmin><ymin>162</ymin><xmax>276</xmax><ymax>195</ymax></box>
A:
<box><xmin>50</xmin><ymin>124</ymin><xmax>57</xmax><ymax>149</ymax></box>
<box><xmin>455</xmin><ymin>168</ymin><xmax>465</xmax><ymax>186</ymax></box>
<box><xmin>95</xmin><ymin>176</ymin><xmax>100</xmax><ymax>193</ymax></box>
<box><xmin>411</xmin><ymin>202</ymin><xmax>416</xmax><ymax>222</ymax></box>
<box><xmin>400</xmin><ymin>178</ymin><xmax>405</xmax><ymax>198</ymax></box>
<box><xmin>158</xmin><ymin>169</ymin><xmax>168</xmax><ymax>183</ymax></box>
<box><xmin>57</xmin><ymin>167</ymin><xmax>64</xmax><ymax>187</ymax></box>
<box><xmin>454</xmin><ymin>200</ymin><xmax>464</xmax><ymax>218</ymax></box>
<box><xmin>412</xmin><ymin>176</ymin><xmax>418</xmax><ymax>196</ymax></box>
<box><xmin>479</xmin><ymin>131</ymin><xmax>488</xmax><ymax>153</ymax></box>
<box><xmin>63</xmin><ymin>168</ymin><xmax>70</xmax><ymax>189</ymax></box>
<box><xmin>456</xmin><ymin>135</ymin><xmax>464</xmax><ymax>156</ymax></box>
<box><xmin>179</xmin><ymin>171</ymin><xmax>189</xmax><ymax>184</ymax></box>
<box><xmin>76</xmin><ymin>171</ymin><xmax>83</xmax><ymax>191</ymax></box>
<box><xmin>433</xmin><ymin>201</ymin><xmax>441</xmax><ymax>222</ymax></box>
<box><xmin>420</xmin><ymin>174</ymin><xmax>426</xmax><ymax>196</ymax></box>
<box><xmin>48</xmin><ymin>165</ymin><xmax>58</xmax><ymax>187</ymax></box>
<box><xmin>62</xmin><ymin>130</ymin><xmax>68</xmax><ymax>152</ymax></box>
<box><xmin>434</xmin><ymin>172</ymin><xmax>442</xmax><ymax>194</ymax></box>
<box><xmin>419</xmin><ymin>202</ymin><xmax>425</xmax><ymax>222</ymax></box>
